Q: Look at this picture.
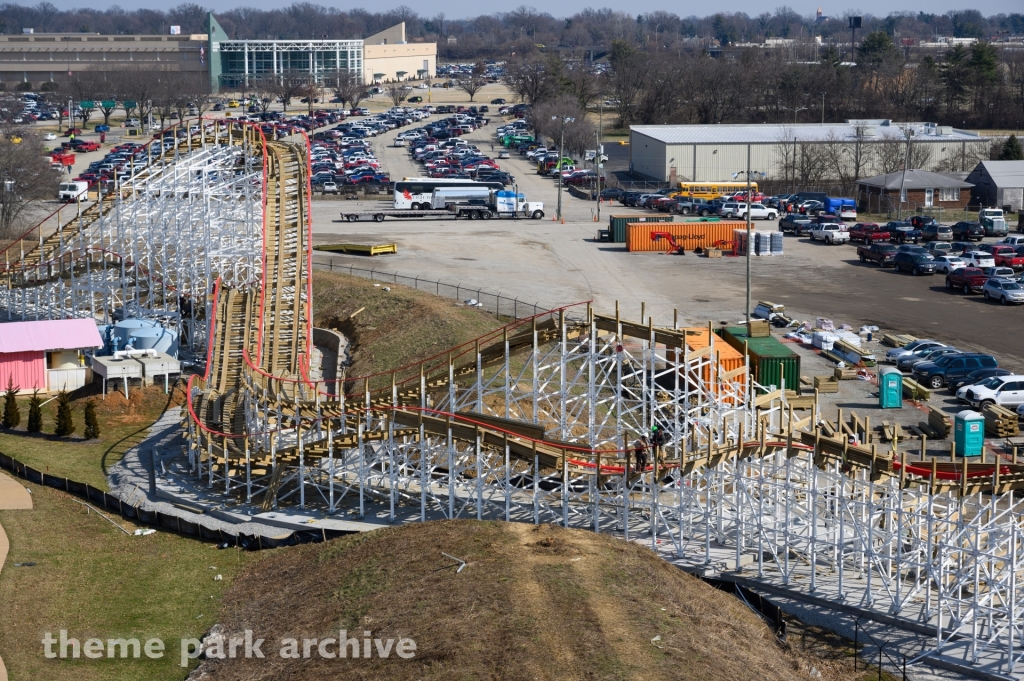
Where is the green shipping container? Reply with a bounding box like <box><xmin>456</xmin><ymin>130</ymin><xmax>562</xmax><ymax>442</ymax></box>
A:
<box><xmin>608</xmin><ymin>213</ymin><xmax>676</xmax><ymax>243</ymax></box>
<box><xmin>717</xmin><ymin>327</ymin><xmax>801</xmax><ymax>393</ymax></box>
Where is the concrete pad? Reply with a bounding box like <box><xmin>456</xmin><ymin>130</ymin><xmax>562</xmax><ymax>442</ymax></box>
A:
<box><xmin>0</xmin><ymin>472</ymin><xmax>31</xmax><ymax>510</ymax></box>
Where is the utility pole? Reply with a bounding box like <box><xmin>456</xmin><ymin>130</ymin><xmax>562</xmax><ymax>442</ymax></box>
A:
<box><xmin>553</xmin><ymin>115</ymin><xmax>575</xmax><ymax>223</ymax></box>
<box><xmin>745</xmin><ymin>143</ymin><xmax>752</xmax><ymax>322</ymax></box>
<box><xmin>596</xmin><ymin>100</ymin><xmax>603</xmax><ymax>222</ymax></box>
<box><xmin>897</xmin><ymin>128</ymin><xmax>914</xmax><ymax>220</ymax></box>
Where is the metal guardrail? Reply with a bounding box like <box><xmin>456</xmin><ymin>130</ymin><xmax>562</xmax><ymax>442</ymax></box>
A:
<box><xmin>311</xmin><ymin>261</ymin><xmax>550</xmax><ymax>320</ymax></box>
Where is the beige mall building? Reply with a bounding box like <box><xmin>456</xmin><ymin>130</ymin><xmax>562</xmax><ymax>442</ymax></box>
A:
<box><xmin>0</xmin><ymin>13</ymin><xmax>436</xmax><ymax>92</ymax></box>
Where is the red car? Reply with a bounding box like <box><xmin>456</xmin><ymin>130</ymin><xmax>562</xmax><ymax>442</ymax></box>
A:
<box><xmin>72</xmin><ymin>141</ymin><xmax>101</xmax><ymax>152</ymax></box>
<box><xmin>990</xmin><ymin>244</ymin><xmax>1024</xmax><ymax>269</ymax></box>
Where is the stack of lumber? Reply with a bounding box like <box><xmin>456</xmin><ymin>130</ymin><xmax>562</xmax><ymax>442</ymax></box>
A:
<box><xmin>814</xmin><ymin>375</ymin><xmax>840</xmax><ymax>393</ymax></box>
<box><xmin>982</xmin><ymin>404</ymin><xmax>1020</xmax><ymax>437</ymax></box>
<box><xmin>834</xmin><ymin>367</ymin><xmax>859</xmax><ymax>380</ymax></box>
<box><xmin>881</xmin><ymin>333</ymin><xmax>918</xmax><ymax>348</ymax></box>
<box><xmin>902</xmin><ymin>377</ymin><xmax>931</xmax><ymax>401</ymax></box>
<box><xmin>928</xmin><ymin>407</ymin><xmax>952</xmax><ymax>439</ymax></box>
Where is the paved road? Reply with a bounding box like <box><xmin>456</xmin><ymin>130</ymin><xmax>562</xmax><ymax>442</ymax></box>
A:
<box><xmin>313</xmin><ymin>118</ymin><xmax>1024</xmax><ymax>371</ymax></box>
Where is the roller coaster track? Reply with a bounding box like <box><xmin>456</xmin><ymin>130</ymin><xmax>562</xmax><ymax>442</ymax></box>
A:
<box><xmin>3</xmin><ymin>124</ymin><xmax>1023</xmax><ymax>675</ymax></box>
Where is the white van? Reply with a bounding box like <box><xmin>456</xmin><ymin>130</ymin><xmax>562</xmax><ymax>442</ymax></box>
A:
<box><xmin>58</xmin><ymin>181</ymin><xmax>89</xmax><ymax>202</ymax></box>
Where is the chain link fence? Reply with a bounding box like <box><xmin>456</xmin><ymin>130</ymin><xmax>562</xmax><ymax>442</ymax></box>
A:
<box><xmin>312</xmin><ymin>261</ymin><xmax>552</xmax><ymax>320</ymax></box>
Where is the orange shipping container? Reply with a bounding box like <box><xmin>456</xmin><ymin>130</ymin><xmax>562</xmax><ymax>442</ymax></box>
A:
<box><xmin>680</xmin><ymin>326</ymin><xmax>747</xmax><ymax>403</ymax></box>
<box><xmin>626</xmin><ymin>221</ymin><xmax>750</xmax><ymax>252</ymax></box>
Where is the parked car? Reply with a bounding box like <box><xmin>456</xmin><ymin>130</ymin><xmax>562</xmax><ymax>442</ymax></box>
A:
<box><xmin>857</xmin><ymin>242</ymin><xmax>898</xmax><ymax>266</ymax></box>
<box><xmin>982</xmin><ymin>278</ymin><xmax>1024</xmax><ymax>304</ymax></box>
<box><xmin>997</xmin><ymin>235</ymin><xmax>1024</xmax><ymax>247</ymax></box>
<box><xmin>887</xmin><ymin>222</ymin><xmax>921</xmax><ymax>244</ymax></box>
<box><xmin>808</xmin><ymin>223</ymin><xmax>850</xmax><ymax>244</ymax></box>
<box><xmin>951</xmin><ymin>367</ymin><xmax>1011</xmax><ymax>392</ymax></box>
<box><xmin>675</xmin><ymin>198</ymin><xmax>712</xmax><ymax>216</ymax></box>
<box><xmin>948</xmin><ymin>241</ymin><xmax>974</xmax><ymax>255</ymax></box>
<box><xmin>893</xmin><ymin>252</ymin><xmax>936</xmax><ymax>275</ymax></box>
<box><xmin>779</xmin><ymin>214</ymin><xmax>814</xmax><ymax>235</ymax></box>
<box><xmin>989</xmin><ymin>244</ymin><xmax>1024</xmax><ymax>269</ymax></box>
<box><xmin>924</xmin><ymin>241</ymin><xmax>953</xmax><ymax>257</ymax></box>
<box><xmin>598</xmin><ymin>187</ymin><xmax>625</xmax><ymax>201</ymax></box>
<box><xmin>897</xmin><ymin>345</ymin><xmax>961</xmax><ymax>371</ymax></box>
<box><xmin>961</xmin><ymin>251</ymin><xmax>996</xmax><ymax>268</ymax></box>
<box><xmin>885</xmin><ymin>339</ymin><xmax>944</xmax><ymax>362</ymax></box>
<box><xmin>921</xmin><ymin>223</ymin><xmax>953</xmax><ymax>242</ymax></box>
<box><xmin>913</xmin><ymin>352</ymin><xmax>998</xmax><ymax>389</ymax></box>
<box><xmin>950</xmin><ymin>221</ymin><xmax>985</xmax><ymax>241</ymax></box>
<box><xmin>962</xmin><ymin>374</ymin><xmax>1024</xmax><ymax>409</ymax></box>
<box><xmin>932</xmin><ymin>255</ymin><xmax>966</xmax><ymax>273</ymax></box>
<box><xmin>946</xmin><ymin>267</ymin><xmax>989</xmax><ymax>294</ymax></box>
<box><xmin>849</xmin><ymin>223</ymin><xmax>890</xmax><ymax>243</ymax></box>
<box><xmin>980</xmin><ymin>266</ymin><xmax>1017</xmax><ymax>281</ymax></box>
<box><xmin>910</xmin><ymin>215</ymin><xmax>938</xmax><ymax>230</ymax></box>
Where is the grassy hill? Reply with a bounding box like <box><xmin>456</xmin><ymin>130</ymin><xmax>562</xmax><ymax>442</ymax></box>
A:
<box><xmin>190</xmin><ymin>520</ymin><xmax>869</xmax><ymax>681</ymax></box>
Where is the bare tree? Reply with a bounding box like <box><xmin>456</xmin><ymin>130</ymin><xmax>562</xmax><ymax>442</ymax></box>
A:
<box><xmin>270</xmin><ymin>72</ymin><xmax>312</xmax><ymax>113</ymax></box>
<box><xmin>331</xmin><ymin>70</ymin><xmax>364</xmax><ymax>109</ymax></box>
<box><xmin>503</xmin><ymin>54</ymin><xmax>561</xmax><ymax>104</ymax></box>
<box><xmin>385</xmin><ymin>83</ymin><xmax>412</xmax><ymax>107</ymax></box>
<box><xmin>249</xmin><ymin>76</ymin><xmax>276</xmax><ymax>114</ymax></box>
<box><xmin>530</xmin><ymin>95</ymin><xmax>594</xmax><ymax>158</ymax></box>
<box><xmin>0</xmin><ymin>127</ymin><xmax>60</xmax><ymax>238</ymax></box>
<box><xmin>456</xmin><ymin>62</ymin><xmax>488</xmax><ymax>102</ymax></box>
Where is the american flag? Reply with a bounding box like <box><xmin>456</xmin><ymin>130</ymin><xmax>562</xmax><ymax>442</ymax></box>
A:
<box><xmin>199</xmin><ymin>46</ymin><xmax>205</xmax><ymax>65</ymax></box>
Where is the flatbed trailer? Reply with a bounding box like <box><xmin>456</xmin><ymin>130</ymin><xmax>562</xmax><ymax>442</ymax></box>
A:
<box><xmin>340</xmin><ymin>206</ymin><xmax>544</xmax><ymax>222</ymax></box>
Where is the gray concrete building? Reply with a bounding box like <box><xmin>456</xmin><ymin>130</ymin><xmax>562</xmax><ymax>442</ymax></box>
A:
<box><xmin>965</xmin><ymin>160</ymin><xmax>1024</xmax><ymax>211</ymax></box>
<box><xmin>628</xmin><ymin>121</ymin><xmax>989</xmax><ymax>184</ymax></box>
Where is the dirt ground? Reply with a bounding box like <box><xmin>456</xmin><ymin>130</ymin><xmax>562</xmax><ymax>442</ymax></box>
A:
<box><xmin>188</xmin><ymin>520</ymin><xmax>895</xmax><ymax>681</ymax></box>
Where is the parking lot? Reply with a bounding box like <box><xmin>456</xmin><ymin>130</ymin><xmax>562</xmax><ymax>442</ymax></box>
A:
<box><xmin>310</xmin><ymin>120</ymin><xmax>1024</xmax><ymax>371</ymax></box>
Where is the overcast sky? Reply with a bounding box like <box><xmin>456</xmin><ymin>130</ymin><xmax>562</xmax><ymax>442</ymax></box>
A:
<box><xmin>19</xmin><ymin>1</ymin><xmax>1012</xmax><ymax>20</ymax></box>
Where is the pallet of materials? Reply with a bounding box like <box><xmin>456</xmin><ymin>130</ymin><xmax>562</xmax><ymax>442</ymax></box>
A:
<box><xmin>313</xmin><ymin>243</ymin><xmax>397</xmax><ymax>256</ymax></box>
<box><xmin>983</xmin><ymin>404</ymin><xmax>1020</xmax><ymax>437</ymax></box>
<box><xmin>813</xmin><ymin>375</ymin><xmax>840</xmax><ymax>393</ymax></box>
<box><xmin>834</xmin><ymin>367</ymin><xmax>859</xmax><ymax>380</ymax></box>
<box><xmin>902</xmin><ymin>377</ymin><xmax>931</xmax><ymax>401</ymax></box>
<box><xmin>928</xmin><ymin>407</ymin><xmax>952</xmax><ymax>439</ymax></box>
<box><xmin>833</xmin><ymin>339</ymin><xmax>877</xmax><ymax>367</ymax></box>
<box><xmin>881</xmin><ymin>333</ymin><xmax>918</xmax><ymax>348</ymax></box>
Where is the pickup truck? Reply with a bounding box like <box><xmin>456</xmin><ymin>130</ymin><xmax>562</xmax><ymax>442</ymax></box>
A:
<box><xmin>946</xmin><ymin>267</ymin><xmax>989</xmax><ymax>294</ymax></box>
<box><xmin>849</xmin><ymin>223</ymin><xmax>890</xmax><ymax>244</ymax></box>
<box><xmin>886</xmin><ymin>221</ymin><xmax>922</xmax><ymax>243</ymax></box>
<box><xmin>809</xmin><ymin>223</ymin><xmax>850</xmax><ymax>244</ymax></box>
<box><xmin>857</xmin><ymin>242</ymin><xmax>898</xmax><ymax>266</ymax></box>
<box><xmin>989</xmin><ymin>244</ymin><xmax>1024</xmax><ymax>269</ymax></box>
<box><xmin>674</xmin><ymin>198</ymin><xmax>713</xmax><ymax>216</ymax></box>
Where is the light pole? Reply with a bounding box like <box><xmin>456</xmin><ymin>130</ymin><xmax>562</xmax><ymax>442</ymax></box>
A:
<box><xmin>896</xmin><ymin>127</ymin><xmax>914</xmax><ymax>220</ymax></box>
<box><xmin>596</xmin><ymin>99</ymin><xmax>603</xmax><ymax>222</ymax></box>
<box><xmin>733</xmin><ymin>145</ymin><xmax>765</xmax><ymax>323</ymax></box>
<box><xmin>553</xmin><ymin>115</ymin><xmax>575</xmax><ymax>223</ymax></box>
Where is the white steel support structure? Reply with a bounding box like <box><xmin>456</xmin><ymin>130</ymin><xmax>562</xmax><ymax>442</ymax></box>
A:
<box><xmin>0</xmin><ymin>125</ymin><xmax>264</xmax><ymax>357</ymax></box>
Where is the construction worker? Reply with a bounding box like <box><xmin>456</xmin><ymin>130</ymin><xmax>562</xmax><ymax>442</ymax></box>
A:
<box><xmin>633</xmin><ymin>435</ymin><xmax>649</xmax><ymax>473</ymax></box>
<box><xmin>651</xmin><ymin>425</ymin><xmax>671</xmax><ymax>461</ymax></box>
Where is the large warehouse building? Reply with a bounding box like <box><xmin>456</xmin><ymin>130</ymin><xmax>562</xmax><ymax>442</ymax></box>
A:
<box><xmin>0</xmin><ymin>13</ymin><xmax>436</xmax><ymax>92</ymax></box>
<box><xmin>628</xmin><ymin>121</ymin><xmax>990</xmax><ymax>184</ymax></box>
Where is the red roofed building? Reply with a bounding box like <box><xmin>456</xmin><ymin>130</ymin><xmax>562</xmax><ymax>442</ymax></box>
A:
<box><xmin>0</xmin><ymin>319</ymin><xmax>102</xmax><ymax>393</ymax></box>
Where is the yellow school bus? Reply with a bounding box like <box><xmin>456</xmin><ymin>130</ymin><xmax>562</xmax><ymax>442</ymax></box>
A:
<box><xmin>676</xmin><ymin>181</ymin><xmax>759</xmax><ymax>199</ymax></box>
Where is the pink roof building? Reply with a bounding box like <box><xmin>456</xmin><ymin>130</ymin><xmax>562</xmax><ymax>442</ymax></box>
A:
<box><xmin>0</xmin><ymin>319</ymin><xmax>102</xmax><ymax>393</ymax></box>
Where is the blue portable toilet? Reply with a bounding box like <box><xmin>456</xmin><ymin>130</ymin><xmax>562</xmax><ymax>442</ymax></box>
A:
<box><xmin>954</xmin><ymin>410</ymin><xmax>985</xmax><ymax>458</ymax></box>
<box><xmin>879</xmin><ymin>367</ymin><xmax>903</xmax><ymax>409</ymax></box>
